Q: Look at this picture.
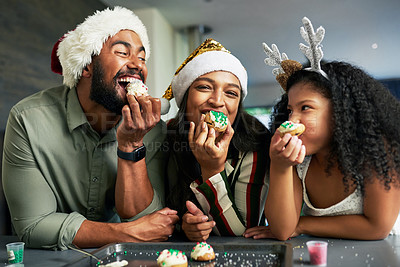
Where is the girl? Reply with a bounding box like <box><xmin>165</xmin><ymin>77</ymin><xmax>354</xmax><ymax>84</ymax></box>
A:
<box><xmin>245</xmin><ymin>61</ymin><xmax>400</xmax><ymax>240</ymax></box>
<box><xmin>165</xmin><ymin>39</ymin><xmax>271</xmax><ymax>241</ymax></box>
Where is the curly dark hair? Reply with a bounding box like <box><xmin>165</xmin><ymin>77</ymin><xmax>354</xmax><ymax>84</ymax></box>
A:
<box><xmin>166</xmin><ymin>90</ymin><xmax>271</xmax><ymax>217</ymax></box>
<box><xmin>270</xmin><ymin>61</ymin><xmax>400</xmax><ymax>194</ymax></box>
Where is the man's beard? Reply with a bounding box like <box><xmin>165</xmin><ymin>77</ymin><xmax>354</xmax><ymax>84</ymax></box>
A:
<box><xmin>89</xmin><ymin>59</ymin><xmax>125</xmax><ymax>115</ymax></box>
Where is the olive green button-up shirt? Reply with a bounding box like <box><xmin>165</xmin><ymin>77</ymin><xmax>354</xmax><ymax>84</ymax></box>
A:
<box><xmin>2</xmin><ymin>86</ymin><xmax>166</xmax><ymax>250</ymax></box>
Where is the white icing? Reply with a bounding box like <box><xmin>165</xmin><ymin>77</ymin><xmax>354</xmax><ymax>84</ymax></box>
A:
<box><xmin>157</xmin><ymin>249</ymin><xmax>187</xmax><ymax>266</ymax></box>
<box><xmin>99</xmin><ymin>259</ymin><xmax>128</xmax><ymax>267</ymax></box>
<box><xmin>209</xmin><ymin>112</ymin><xmax>226</xmax><ymax>129</ymax></box>
<box><xmin>126</xmin><ymin>79</ymin><xmax>148</xmax><ymax>96</ymax></box>
<box><xmin>278</xmin><ymin>121</ymin><xmax>303</xmax><ymax>133</ymax></box>
<box><xmin>191</xmin><ymin>242</ymin><xmax>214</xmax><ymax>260</ymax></box>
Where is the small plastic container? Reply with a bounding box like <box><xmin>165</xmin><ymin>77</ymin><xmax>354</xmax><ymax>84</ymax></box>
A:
<box><xmin>6</xmin><ymin>242</ymin><xmax>25</xmax><ymax>264</ymax></box>
<box><xmin>306</xmin><ymin>240</ymin><xmax>328</xmax><ymax>266</ymax></box>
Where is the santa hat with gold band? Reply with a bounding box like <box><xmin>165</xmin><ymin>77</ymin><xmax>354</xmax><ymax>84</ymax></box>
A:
<box><xmin>51</xmin><ymin>6</ymin><xmax>150</xmax><ymax>89</ymax></box>
<box><xmin>160</xmin><ymin>38</ymin><xmax>248</xmax><ymax>115</ymax></box>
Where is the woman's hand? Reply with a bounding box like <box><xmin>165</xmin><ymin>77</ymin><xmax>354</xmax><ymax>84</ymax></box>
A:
<box><xmin>188</xmin><ymin>114</ymin><xmax>234</xmax><ymax>181</ymax></box>
<box><xmin>182</xmin><ymin>201</ymin><xmax>216</xmax><ymax>242</ymax></box>
<box><xmin>269</xmin><ymin>129</ymin><xmax>306</xmax><ymax>168</ymax></box>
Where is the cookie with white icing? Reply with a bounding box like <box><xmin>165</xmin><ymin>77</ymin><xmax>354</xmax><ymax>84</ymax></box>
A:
<box><xmin>125</xmin><ymin>79</ymin><xmax>148</xmax><ymax>96</ymax></box>
<box><xmin>157</xmin><ymin>249</ymin><xmax>188</xmax><ymax>267</ymax></box>
<box><xmin>191</xmin><ymin>242</ymin><xmax>215</xmax><ymax>261</ymax></box>
<box><xmin>204</xmin><ymin>110</ymin><xmax>228</xmax><ymax>132</ymax></box>
<box><xmin>278</xmin><ymin>121</ymin><xmax>305</xmax><ymax>137</ymax></box>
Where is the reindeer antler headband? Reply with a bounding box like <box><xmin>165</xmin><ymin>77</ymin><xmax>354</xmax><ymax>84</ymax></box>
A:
<box><xmin>263</xmin><ymin>17</ymin><xmax>328</xmax><ymax>91</ymax></box>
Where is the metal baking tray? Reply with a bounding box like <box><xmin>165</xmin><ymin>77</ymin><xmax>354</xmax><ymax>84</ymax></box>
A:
<box><xmin>67</xmin><ymin>241</ymin><xmax>292</xmax><ymax>266</ymax></box>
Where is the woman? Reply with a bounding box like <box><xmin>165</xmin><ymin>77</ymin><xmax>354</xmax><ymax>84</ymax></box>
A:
<box><xmin>165</xmin><ymin>39</ymin><xmax>271</xmax><ymax>241</ymax></box>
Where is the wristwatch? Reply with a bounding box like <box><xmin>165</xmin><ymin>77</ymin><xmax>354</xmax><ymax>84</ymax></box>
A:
<box><xmin>117</xmin><ymin>145</ymin><xmax>146</xmax><ymax>162</ymax></box>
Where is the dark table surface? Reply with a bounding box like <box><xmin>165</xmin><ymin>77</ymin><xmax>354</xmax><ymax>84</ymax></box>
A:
<box><xmin>1</xmin><ymin>234</ymin><xmax>399</xmax><ymax>266</ymax></box>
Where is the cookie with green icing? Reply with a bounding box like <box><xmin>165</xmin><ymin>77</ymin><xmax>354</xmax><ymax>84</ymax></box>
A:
<box><xmin>205</xmin><ymin>110</ymin><xmax>228</xmax><ymax>132</ymax></box>
<box><xmin>157</xmin><ymin>249</ymin><xmax>187</xmax><ymax>267</ymax></box>
<box><xmin>278</xmin><ymin>121</ymin><xmax>305</xmax><ymax>137</ymax></box>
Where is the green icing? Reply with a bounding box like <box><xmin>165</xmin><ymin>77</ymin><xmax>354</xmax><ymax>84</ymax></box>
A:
<box><xmin>281</xmin><ymin>121</ymin><xmax>294</xmax><ymax>129</ymax></box>
<box><xmin>210</xmin><ymin>110</ymin><xmax>227</xmax><ymax>125</ymax></box>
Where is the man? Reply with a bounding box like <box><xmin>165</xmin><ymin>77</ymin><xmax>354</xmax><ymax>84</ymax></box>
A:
<box><xmin>2</xmin><ymin>6</ymin><xmax>178</xmax><ymax>250</ymax></box>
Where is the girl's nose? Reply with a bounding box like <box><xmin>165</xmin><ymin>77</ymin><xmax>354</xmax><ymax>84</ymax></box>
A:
<box><xmin>289</xmin><ymin>113</ymin><xmax>301</xmax><ymax>123</ymax></box>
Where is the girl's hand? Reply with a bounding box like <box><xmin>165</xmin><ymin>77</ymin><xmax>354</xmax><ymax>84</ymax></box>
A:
<box><xmin>244</xmin><ymin>225</ymin><xmax>298</xmax><ymax>240</ymax></box>
<box><xmin>243</xmin><ymin>226</ymin><xmax>276</xmax><ymax>239</ymax></box>
<box><xmin>269</xmin><ymin>129</ymin><xmax>306</xmax><ymax>168</ymax></box>
<box><xmin>188</xmin><ymin>114</ymin><xmax>234</xmax><ymax>181</ymax></box>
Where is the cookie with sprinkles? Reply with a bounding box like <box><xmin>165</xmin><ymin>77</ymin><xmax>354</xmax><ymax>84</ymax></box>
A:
<box><xmin>205</xmin><ymin>110</ymin><xmax>228</xmax><ymax>132</ymax></box>
<box><xmin>277</xmin><ymin>121</ymin><xmax>305</xmax><ymax>137</ymax></box>
<box><xmin>156</xmin><ymin>249</ymin><xmax>188</xmax><ymax>267</ymax></box>
<box><xmin>191</xmin><ymin>242</ymin><xmax>216</xmax><ymax>261</ymax></box>
<box><xmin>125</xmin><ymin>79</ymin><xmax>148</xmax><ymax>96</ymax></box>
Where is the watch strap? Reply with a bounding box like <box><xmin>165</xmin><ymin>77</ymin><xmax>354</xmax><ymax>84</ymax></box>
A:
<box><xmin>117</xmin><ymin>145</ymin><xmax>146</xmax><ymax>162</ymax></box>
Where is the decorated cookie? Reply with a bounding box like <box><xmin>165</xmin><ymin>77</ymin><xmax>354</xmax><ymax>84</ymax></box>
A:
<box><xmin>157</xmin><ymin>249</ymin><xmax>188</xmax><ymax>267</ymax></box>
<box><xmin>205</xmin><ymin>110</ymin><xmax>228</xmax><ymax>132</ymax></box>
<box><xmin>124</xmin><ymin>78</ymin><xmax>148</xmax><ymax>96</ymax></box>
<box><xmin>278</xmin><ymin>121</ymin><xmax>305</xmax><ymax>137</ymax></box>
<box><xmin>191</xmin><ymin>242</ymin><xmax>216</xmax><ymax>261</ymax></box>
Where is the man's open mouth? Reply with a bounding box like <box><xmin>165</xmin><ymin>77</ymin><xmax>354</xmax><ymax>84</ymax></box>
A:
<box><xmin>117</xmin><ymin>77</ymin><xmax>141</xmax><ymax>91</ymax></box>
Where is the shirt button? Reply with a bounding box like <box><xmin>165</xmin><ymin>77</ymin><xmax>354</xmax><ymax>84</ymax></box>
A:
<box><xmin>92</xmin><ymin>177</ymin><xmax>98</xmax><ymax>182</ymax></box>
<box><xmin>89</xmin><ymin>207</ymin><xmax>95</xmax><ymax>212</ymax></box>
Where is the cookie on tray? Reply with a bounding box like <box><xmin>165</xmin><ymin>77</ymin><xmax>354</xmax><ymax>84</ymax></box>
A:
<box><xmin>157</xmin><ymin>249</ymin><xmax>188</xmax><ymax>267</ymax></box>
<box><xmin>191</xmin><ymin>242</ymin><xmax>215</xmax><ymax>261</ymax></box>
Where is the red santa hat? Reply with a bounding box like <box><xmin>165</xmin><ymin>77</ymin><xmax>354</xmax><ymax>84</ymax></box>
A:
<box><xmin>51</xmin><ymin>6</ymin><xmax>150</xmax><ymax>88</ymax></box>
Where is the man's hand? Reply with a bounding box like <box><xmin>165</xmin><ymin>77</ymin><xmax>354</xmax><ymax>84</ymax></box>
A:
<box><xmin>115</xmin><ymin>95</ymin><xmax>162</xmax><ymax>222</ymax></box>
<box><xmin>72</xmin><ymin>208</ymin><xmax>179</xmax><ymax>247</ymax></box>
<box><xmin>117</xmin><ymin>95</ymin><xmax>161</xmax><ymax>151</ymax></box>
<box><xmin>182</xmin><ymin>201</ymin><xmax>215</xmax><ymax>242</ymax></box>
<box><xmin>124</xmin><ymin>207</ymin><xmax>179</xmax><ymax>242</ymax></box>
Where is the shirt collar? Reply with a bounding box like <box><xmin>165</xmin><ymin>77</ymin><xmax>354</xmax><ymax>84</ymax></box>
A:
<box><xmin>66</xmin><ymin>87</ymin><xmax>89</xmax><ymax>132</ymax></box>
<box><xmin>66</xmin><ymin>87</ymin><xmax>120</xmax><ymax>143</ymax></box>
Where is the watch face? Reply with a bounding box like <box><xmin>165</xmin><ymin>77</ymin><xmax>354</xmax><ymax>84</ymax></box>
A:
<box><xmin>135</xmin><ymin>146</ymin><xmax>146</xmax><ymax>161</ymax></box>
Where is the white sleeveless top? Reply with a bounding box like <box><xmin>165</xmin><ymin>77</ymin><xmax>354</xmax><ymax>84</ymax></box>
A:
<box><xmin>296</xmin><ymin>156</ymin><xmax>400</xmax><ymax>235</ymax></box>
